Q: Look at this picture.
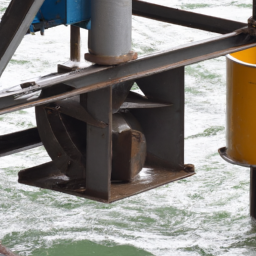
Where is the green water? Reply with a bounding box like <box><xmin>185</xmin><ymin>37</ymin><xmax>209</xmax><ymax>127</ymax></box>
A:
<box><xmin>31</xmin><ymin>241</ymin><xmax>153</xmax><ymax>256</ymax></box>
<box><xmin>0</xmin><ymin>0</ymin><xmax>256</xmax><ymax>255</ymax></box>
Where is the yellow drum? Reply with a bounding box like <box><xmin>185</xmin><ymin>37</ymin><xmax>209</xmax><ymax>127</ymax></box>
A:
<box><xmin>226</xmin><ymin>47</ymin><xmax>256</xmax><ymax>165</ymax></box>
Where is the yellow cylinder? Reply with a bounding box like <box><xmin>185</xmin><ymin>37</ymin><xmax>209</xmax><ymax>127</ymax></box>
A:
<box><xmin>227</xmin><ymin>47</ymin><xmax>256</xmax><ymax>165</ymax></box>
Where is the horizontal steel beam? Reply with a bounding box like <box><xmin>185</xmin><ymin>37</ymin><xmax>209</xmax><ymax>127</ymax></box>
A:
<box><xmin>132</xmin><ymin>0</ymin><xmax>246</xmax><ymax>34</ymax></box>
<box><xmin>0</xmin><ymin>128</ymin><xmax>42</xmax><ymax>157</ymax></box>
<box><xmin>0</xmin><ymin>29</ymin><xmax>255</xmax><ymax>115</ymax></box>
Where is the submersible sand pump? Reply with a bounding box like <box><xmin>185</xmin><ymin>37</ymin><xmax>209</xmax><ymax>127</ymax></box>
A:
<box><xmin>0</xmin><ymin>0</ymin><xmax>197</xmax><ymax>204</ymax></box>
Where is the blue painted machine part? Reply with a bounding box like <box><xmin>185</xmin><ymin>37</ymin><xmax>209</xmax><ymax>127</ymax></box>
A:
<box><xmin>30</xmin><ymin>0</ymin><xmax>91</xmax><ymax>34</ymax></box>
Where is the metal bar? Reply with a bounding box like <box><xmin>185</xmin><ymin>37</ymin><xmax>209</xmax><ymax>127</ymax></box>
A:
<box><xmin>70</xmin><ymin>25</ymin><xmax>80</xmax><ymax>62</ymax></box>
<box><xmin>0</xmin><ymin>0</ymin><xmax>45</xmax><ymax>76</ymax></box>
<box><xmin>0</xmin><ymin>127</ymin><xmax>42</xmax><ymax>157</ymax></box>
<box><xmin>85</xmin><ymin>87</ymin><xmax>112</xmax><ymax>201</ymax></box>
<box><xmin>254</xmin><ymin>0</ymin><xmax>256</xmax><ymax>20</ymax></box>
<box><xmin>0</xmin><ymin>30</ymin><xmax>256</xmax><ymax>114</ymax></box>
<box><xmin>251</xmin><ymin>167</ymin><xmax>256</xmax><ymax>220</ymax></box>
<box><xmin>132</xmin><ymin>0</ymin><xmax>246</xmax><ymax>34</ymax></box>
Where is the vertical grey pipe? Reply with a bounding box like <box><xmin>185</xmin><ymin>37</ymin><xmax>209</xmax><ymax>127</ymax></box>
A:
<box><xmin>85</xmin><ymin>0</ymin><xmax>137</xmax><ymax>65</ymax></box>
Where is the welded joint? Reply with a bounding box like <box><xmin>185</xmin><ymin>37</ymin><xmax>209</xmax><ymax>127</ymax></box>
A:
<box><xmin>248</xmin><ymin>16</ymin><xmax>256</xmax><ymax>36</ymax></box>
<box><xmin>85</xmin><ymin>51</ymin><xmax>138</xmax><ymax>66</ymax></box>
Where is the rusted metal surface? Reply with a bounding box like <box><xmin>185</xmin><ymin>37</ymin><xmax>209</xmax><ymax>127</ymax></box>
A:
<box><xmin>57</xmin><ymin>26</ymin><xmax>82</xmax><ymax>73</ymax></box>
<box><xmin>132</xmin><ymin>0</ymin><xmax>246</xmax><ymax>34</ymax></box>
<box><xmin>36</xmin><ymin>103</ymin><xmax>87</xmax><ymax>179</ymax></box>
<box><xmin>57</xmin><ymin>62</ymin><xmax>80</xmax><ymax>73</ymax></box>
<box><xmin>0</xmin><ymin>128</ymin><xmax>41</xmax><ymax>157</ymax></box>
<box><xmin>19</xmin><ymin>162</ymin><xmax>62</xmax><ymax>186</ymax></box>
<box><xmin>112</xmin><ymin>112</ymin><xmax>146</xmax><ymax>182</ymax></box>
<box><xmin>110</xmin><ymin>166</ymin><xmax>195</xmax><ymax>202</ymax></box>
<box><xmin>0</xmin><ymin>244</ymin><xmax>19</xmax><ymax>256</ymax></box>
<box><xmin>24</xmin><ymin>98</ymin><xmax>147</xmax><ymax>185</ymax></box>
<box><xmin>0</xmin><ymin>30</ymin><xmax>256</xmax><ymax>115</ymax></box>
<box><xmin>17</xmin><ymin>70</ymin><xmax>193</xmax><ymax>202</ymax></box>
<box><xmin>70</xmin><ymin>25</ymin><xmax>81</xmax><ymax>62</ymax></box>
<box><xmin>20</xmin><ymin>81</ymin><xmax>36</xmax><ymax>89</ymax></box>
<box><xmin>84</xmin><ymin>51</ymin><xmax>138</xmax><ymax>65</ymax></box>
<box><xmin>57</xmin><ymin>26</ymin><xmax>81</xmax><ymax>73</ymax></box>
<box><xmin>54</xmin><ymin>98</ymin><xmax>107</xmax><ymax>128</ymax></box>
<box><xmin>19</xmin><ymin>163</ymin><xmax>195</xmax><ymax>203</ymax></box>
<box><xmin>120</xmin><ymin>91</ymin><xmax>172</xmax><ymax>109</ymax></box>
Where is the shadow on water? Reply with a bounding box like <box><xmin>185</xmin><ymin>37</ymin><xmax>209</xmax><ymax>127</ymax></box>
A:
<box><xmin>30</xmin><ymin>240</ymin><xmax>153</xmax><ymax>256</ymax></box>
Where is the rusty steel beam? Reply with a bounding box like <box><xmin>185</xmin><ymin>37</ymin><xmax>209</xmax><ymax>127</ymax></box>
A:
<box><xmin>0</xmin><ymin>30</ymin><xmax>255</xmax><ymax>115</ymax></box>
<box><xmin>132</xmin><ymin>0</ymin><xmax>246</xmax><ymax>34</ymax></box>
<box><xmin>70</xmin><ymin>25</ymin><xmax>81</xmax><ymax>62</ymax></box>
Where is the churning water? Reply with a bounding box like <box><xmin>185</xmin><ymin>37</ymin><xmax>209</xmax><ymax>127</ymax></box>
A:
<box><xmin>0</xmin><ymin>0</ymin><xmax>255</xmax><ymax>255</ymax></box>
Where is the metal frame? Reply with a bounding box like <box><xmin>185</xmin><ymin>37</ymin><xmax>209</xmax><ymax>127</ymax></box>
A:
<box><xmin>132</xmin><ymin>0</ymin><xmax>246</xmax><ymax>34</ymax></box>
<box><xmin>1</xmin><ymin>30</ymin><xmax>256</xmax><ymax>115</ymax></box>
<box><xmin>1</xmin><ymin>0</ymin><xmax>256</xmax><ymax>203</ymax></box>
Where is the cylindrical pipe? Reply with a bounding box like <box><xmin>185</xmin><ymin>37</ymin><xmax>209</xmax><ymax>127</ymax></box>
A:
<box><xmin>70</xmin><ymin>25</ymin><xmax>81</xmax><ymax>62</ymax></box>
<box><xmin>85</xmin><ymin>0</ymin><xmax>137</xmax><ymax>65</ymax></box>
<box><xmin>226</xmin><ymin>47</ymin><xmax>256</xmax><ymax>165</ymax></box>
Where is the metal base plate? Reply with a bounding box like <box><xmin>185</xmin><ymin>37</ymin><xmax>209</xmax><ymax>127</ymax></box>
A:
<box><xmin>18</xmin><ymin>162</ymin><xmax>195</xmax><ymax>203</ymax></box>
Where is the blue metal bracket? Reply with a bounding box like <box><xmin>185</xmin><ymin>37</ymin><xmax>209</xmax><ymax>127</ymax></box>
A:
<box><xmin>30</xmin><ymin>0</ymin><xmax>91</xmax><ymax>34</ymax></box>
